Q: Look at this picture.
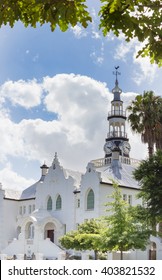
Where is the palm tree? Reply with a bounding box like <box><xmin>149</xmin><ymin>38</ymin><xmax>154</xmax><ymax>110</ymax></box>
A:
<box><xmin>155</xmin><ymin>112</ymin><xmax>162</xmax><ymax>151</ymax></box>
<box><xmin>127</xmin><ymin>91</ymin><xmax>162</xmax><ymax>158</ymax></box>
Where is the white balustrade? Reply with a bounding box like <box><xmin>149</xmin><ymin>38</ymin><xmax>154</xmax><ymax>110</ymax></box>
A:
<box><xmin>91</xmin><ymin>156</ymin><xmax>140</xmax><ymax>168</ymax></box>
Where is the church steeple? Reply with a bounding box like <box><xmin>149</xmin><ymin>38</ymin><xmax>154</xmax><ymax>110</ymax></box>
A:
<box><xmin>103</xmin><ymin>67</ymin><xmax>131</xmax><ymax>159</ymax></box>
<box><xmin>112</xmin><ymin>66</ymin><xmax>122</xmax><ymax>101</ymax></box>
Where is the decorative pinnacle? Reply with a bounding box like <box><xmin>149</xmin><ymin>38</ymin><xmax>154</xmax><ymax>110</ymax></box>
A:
<box><xmin>54</xmin><ymin>152</ymin><xmax>58</xmax><ymax>161</ymax></box>
<box><xmin>113</xmin><ymin>66</ymin><xmax>121</xmax><ymax>86</ymax></box>
<box><xmin>53</xmin><ymin>152</ymin><xmax>60</xmax><ymax>165</ymax></box>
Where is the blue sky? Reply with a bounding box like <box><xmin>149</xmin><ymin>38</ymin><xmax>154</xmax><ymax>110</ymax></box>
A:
<box><xmin>0</xmin><ymin>2</ymin><xmax>162</xmax><ymax>190</ymax></box>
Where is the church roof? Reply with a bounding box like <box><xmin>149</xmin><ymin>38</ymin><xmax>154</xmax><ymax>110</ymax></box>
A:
<box><xmin>3</xmin><ymin>181</ymin><xmax>38</xmax><ymax>200</ymax></box>
<box><xmin>98</xmin><ymin>164</ymin><xmax>140</xmax><ymax>189</ymax></box>
<box><xmin>4</xmin><ymin>189</ymin><xmax>22</xmax><ymax>200</ymax></box>
<box><xmin>97</xmin><ymin>160</ymin><xmax>139</xmax><ymax>189</ymax></box>
<box><xmin>4</xmin><ymin>183</ymin><xmax>37</xmax><ymax>200</ymax></box>
<box><xmin>20</xmin><ymin>181</ymin><xmax>38</xmax><ymax>199</ymax></box>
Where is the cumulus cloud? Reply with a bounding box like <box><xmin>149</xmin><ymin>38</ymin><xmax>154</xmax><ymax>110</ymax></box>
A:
<box><xmin>0</xmin><ymin>73</ymin><xmax>148</xmax><ymax>190</ymax></box>
<box><xmin>43</xmin><ymin>74</ymin><xmax>108</xmax><ymax>142</ymax></box>
<box><xmin>0</xmin><ymin>164</ymin><xmax>35</xmax><ymax>190</ymax></box>
<box><xmin>0</xmin><ymin>114</ymin><xmax>25</xmax><ymax>162</ymax></box>
<box><xmin>0</xmin><ymin>79</ymin><xmax>42</xmax><ymax>108</ymax></box>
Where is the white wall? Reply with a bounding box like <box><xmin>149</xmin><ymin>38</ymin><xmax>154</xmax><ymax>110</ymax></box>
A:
<box><xmin>0</xmin><ymin>189</ymin><xmax>5</xmax><ymax>251</ymax></box>
<box><xmin>2</xmin><ymin>199</ymin><xmax>18</xmax><ymax>250</ymax></box>
<box><xmin>35</xmin><ymin>164</ymin><xmax>76</xmax><ymax>232</ymax></box>
<box><xmin>77</xmin><ymin>167</ymin><xmax>100</xmax><ymax>224</ymax></box>
<box><xmin>99</xmin><ymin>184</ymin><xmax>142</xmax><ymax>217</ymax></box>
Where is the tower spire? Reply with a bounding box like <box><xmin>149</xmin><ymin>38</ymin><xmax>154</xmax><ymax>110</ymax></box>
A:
<box><xmin>103</xmin><ymin>68</ymin><xmax>131</xmax><ymax>160</ymax></box>
<box><xmin>113</xmin><ymin>66</ymin><xmax>120</xmax><ymax>86</ymax></box>
<box><xmin>112</xmin><ymin>66</ymin><xmax>122</xmax><ymax>101</ymax></box>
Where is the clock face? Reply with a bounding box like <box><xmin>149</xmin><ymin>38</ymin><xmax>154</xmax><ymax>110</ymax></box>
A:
<box><xmin>122</xmin><ymin>142</ymin><xmax>131</xmax><ymax>154</ymax></box>
<box><xmin>104</xmin><ymin>141</ymin><xmax>115</xmax><ymax>154</ymax></box>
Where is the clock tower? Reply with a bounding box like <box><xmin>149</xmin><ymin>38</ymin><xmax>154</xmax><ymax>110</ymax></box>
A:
<box><xmin>104</xmin><ymin>67</ymin><xmax>131</xmax><ymax>159</ymax></box>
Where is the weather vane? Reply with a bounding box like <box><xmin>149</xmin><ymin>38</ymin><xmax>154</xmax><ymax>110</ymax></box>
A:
<box><xmin>113</xmin><ymin>66</ymin><xmax>121</xmax><ymax>82</ymax></box>
<box><xmin>113</xmin><ymin>66</ymin><xmax>121</xmax><ymax>80</ymax></box>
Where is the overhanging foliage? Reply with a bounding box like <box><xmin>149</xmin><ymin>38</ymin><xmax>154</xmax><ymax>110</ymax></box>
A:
<box><xmin>0</xmin><ymin>1</ymin><xmax>162</xmax><ymax>65</ymax></box>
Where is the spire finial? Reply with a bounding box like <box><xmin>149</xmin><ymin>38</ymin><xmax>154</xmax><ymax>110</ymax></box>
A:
<box><xmin>113</xmin><ymin>66</ymin><xmax>120</xmax><ymax>86</ymax></box>
<box><xmin>112</xmin><ymin>66</ymin><xmax>122</xmax><ymax>98</ymax></box>
<box><xmin>52</xmin><ymin>152</ymin><xmax>60</xmax><ymax>169</ymax></box>
<box><xmin>54</xmin><ymin>152</ymin><xmax>58</xmax><ymax>161</ymax></box>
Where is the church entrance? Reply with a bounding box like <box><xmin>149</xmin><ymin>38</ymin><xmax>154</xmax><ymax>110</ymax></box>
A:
<box><xmin>47</xmin><ymin>229</ymin><xmax>54</xmax><ymax>243</ymax></box>
<box><xmin>44</xmin><ymin>222</ymin><xmax>55</xmax><ymax>243</ymax></box>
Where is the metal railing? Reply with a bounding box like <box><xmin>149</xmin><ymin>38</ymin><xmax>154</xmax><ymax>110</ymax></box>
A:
<box><xmin>107</xmin><ymin>131</ymin><xmax>127</xmax><ymax>138</ymax></box>
<box><xmin>108</xmin><ymin>110</ymin><xmax>126</xmax><ymax>117</ymax></box>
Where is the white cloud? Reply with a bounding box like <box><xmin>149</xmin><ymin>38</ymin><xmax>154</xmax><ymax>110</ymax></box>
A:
<box><xmin>90</xmin><ymin>50</ymin><xmax>104</xmax><ymax>65</ymax></box>
<box><xmin>132</xmin><ymin>45</ymin><xmax>158</xmax><ymax>85</ymax></box>
<box><xmin>0</xmin><ymin>79</ymin><xmax>42</xmax><ymax>108</ymax></box>
<box><xmin>32</xmin><ymin>53</ymin><xmax>39</xmax><ymax>62</ymax></box>
<box><xmin>91</xmin><ymin>8</ymin><xmax>101</xmax><ymax>40</ymax></box>
<box><xmin>114</xmin><ymin>36</ymin><xmax>159</xmax><ymax>85</ymax></box>
<box><xmin>43</xmin><ymin>74</ymin><xmax>107</xmax><ymax>118</ymax></box>
<box><xmin>71</xmin><ymin>8</ymin><xmax>104</xmax><ymax>65</ymax></box>
<box><xmin>92</xmin><ymin>31</ymin><xmax>101</xmax><ymax>39</ymax></box>
<box><xmin>106</xmin><ymin>31</ymin><xmax>116</xmax><ymax>41</ymax></box>
<box><xmin>114</xmin><ymin>41</ymin><xmax>134</xmax><ymax>62</ymax></box>
<box><xmin>0</xmin><ymin>114</ymin><xmax>25</xmax><ymax>162</ymax></box>
<box><xmin>0</xmin><ymin>164</ymin><xmax>35</xmax><ymax>191</ymax></box>
<box><xmin>114</xmin><ymin>35</ymin><xmax>139</xmax><ymax>61</ymax></box>
<box><xmin>90</xmin><ymin>41</ymin><xmax>104</xmax><ymax>65</ymax></box>
<box><xmin>71</xmin><ymin>25</ymin><xmax>88</xmax><ymax>39</ymax></box>
<box><xmin>43</xmin><ymin>74</ymin><xmax>108</xmax><ymax>143</ymax></box>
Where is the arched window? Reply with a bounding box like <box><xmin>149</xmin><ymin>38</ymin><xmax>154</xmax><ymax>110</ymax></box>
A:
<box><xmin>87</xmin><ymin>189</ymin><xmax>94</xmax><ymax>210</ymax></box>
<box><xmin>56</xmin><ymin>195</ymin><xmax>62</xmax><ymax>210</ymax></box>
<box><xmin>47</xmin><ymin>196</ymin><xmax>52</xmax><ymax>211</ymax></box>
<box><xmin>29</xmin><ymin>205</ymin><xmax>32</xmax><ymax>214</ymax></box>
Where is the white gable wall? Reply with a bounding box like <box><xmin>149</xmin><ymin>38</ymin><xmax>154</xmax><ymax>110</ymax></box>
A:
<box><xmin>36</xmin><ymin>165</ymin><xmax>76</xmax><ymax>232</ymax></box>
<box><xmin>77</xmin><ymin>167</ymin><xmax>101</xmax><ymax>225</ymax></box>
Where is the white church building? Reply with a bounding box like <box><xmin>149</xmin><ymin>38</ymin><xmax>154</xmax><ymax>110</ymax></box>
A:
<box><xmin>0</xmin><ymin>72</ymin><xmax>162</xmax><ymax>260</ymax></box>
